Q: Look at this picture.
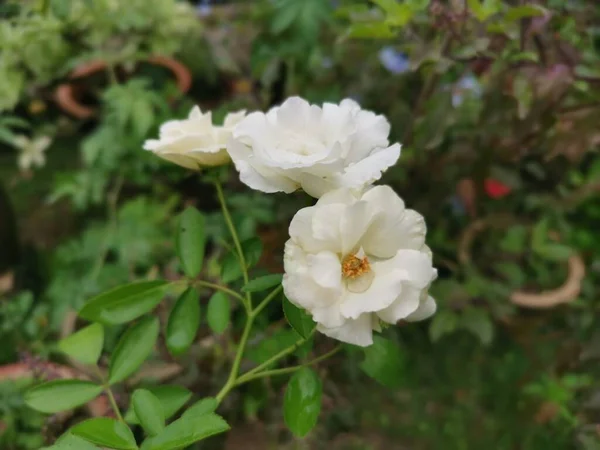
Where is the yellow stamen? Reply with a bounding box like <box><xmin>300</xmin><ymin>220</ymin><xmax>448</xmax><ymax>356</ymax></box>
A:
<box><xmin>342</xmin><ymin>253</ymin><xmax>371</xmax><ymax>279</ymax></box>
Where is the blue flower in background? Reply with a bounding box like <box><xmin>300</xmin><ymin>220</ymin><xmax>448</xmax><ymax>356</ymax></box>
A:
<box><xmin>197</xmin><ymin>0</ymin><xmax>211</xmax><ymax>17</ymax></box>
<box><xmin>321</xmin><ymin>57</ymin><xmax>334</xmax><ymax>69</ymax></box>
<box><xmin>452</xmin><ymin>73</ymin><xmax>482</xmax><ymax>107</ymax></box>
<box><xmin>378</xmin><ymin>47</ymin><xmax>410</xmax><ymax>75</ymax></box>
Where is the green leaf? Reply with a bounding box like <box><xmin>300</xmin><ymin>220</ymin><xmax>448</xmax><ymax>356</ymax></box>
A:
<box><xmin>505</xmin><ymin>5</ymin><xmax>546</xmax><ymax>22</ymax></box>
<box><xmin>176</xmin><ymin>208</ymin><xmax>206</xmax><ymax>278</ymax></box>
<box><xmin>360</xmin><ymin>336</ymin><xmax>405</xmax><ymax>388</ymax></box>
<box><xmin>42</xmin><ymin>434</ymin><xmax>99</xmax><ymax>450</ymax></box>
<box><xmin>79</xmin><ymin>281</ymin><xmax>170</xmax><ymax>325</ymax></box>
<box><xmin>429</xmin><ymin>310</ymin><xmax>459</xmax><ymax>342</ymax></box>
<box><xmin>283</xmin><ymin>296</ymin><xmax>316</xmax><ymax>339</ymax></box>
<box><xmin>207</xmin><ymin>292</ymin><xmax>230</xmax><ymax>335</ymax></box>
<box><xmin>536</xmin><ymin>243</ymin><xmax>574</xmax><ymax>262</ymax></box>
<box><xmin>25</xmin><ymin>380</ymin><xmax>103</xmax><ymax>414</ymax></box>
<box><xmin>140</xmin><ymin>413</ymin><xmax>230</xmax><ymax>450</ymax></box>
<box><xmin>125</xmin><ymin>386</ymin><xmax>191</xmax><ymax>424</ymax></box>
<box><xmin>181</xmin><ymin>397</ymin><xmax>217</xmax><ymax>419</ymax></box>
<box><xmin>461</xmin><ymin>309</ymin><xmax>494</xmax><ymax>345</ymax></box>
<box><xmin>242</xmin><ymin>274</ymin><xmax>283</xmax><ymax>293</ymax></box>
<box><xmin>347</xmin><ymin>22</ymin><xmax>396</xmax><ymax>39</ymax></box>
<box><xmin>132</xmin><ymin>389</ymin><xmax>165</xmax><ymax>437</ymax></box>
<box><xmin>467</xmin><ymin>0</ymin><xmax>500</xmax><ymax>21</ymax></box>
<box><xmin>58</xmin><ymin>323</ymin><xmax>104</xmax><ymax>365</ymax></box>
<box><xmin>221</xmin><ymin>252</ymin><xmax>243</xmax><ymax>283</ymax></box>
<box><xmin>283</xmin><ymin>368</ymin><xmax>322</xmax><ymax>438</ymax></box>
<box><xmin>71</xmin><ymin>418</ymin><xmax>137</xmax><ymax>450</ymax></box>
<box><xmin>243</xmin><ymin>237</ymin><xmax>263</xmax><ymax>268</ymax></box>
<box><xmin>247</xmin><ymin>329</ymin><xmax>299</xmax><ymax>366</ymax></box>
<box><xmin>166</xmin><ymin>288</ymin><xmax>200</xmax><ymax>356</ymax></box>
<box><xmin>109</xmin><ymin>316</ymin><xmax>159</xmax><ymax>385</ymax></box>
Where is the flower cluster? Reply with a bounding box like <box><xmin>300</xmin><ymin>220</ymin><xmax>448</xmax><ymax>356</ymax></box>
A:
<box><xmin>145</xmin><ymin>96</ymin><xmax>437</xmax><ymax>346</ymax></box>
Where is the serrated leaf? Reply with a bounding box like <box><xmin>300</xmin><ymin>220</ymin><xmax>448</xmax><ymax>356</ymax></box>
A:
<box><xmin>242</xmin><ymin>274</ymin><xmax>283</xmax><ymax>293</ymax></box>
<box><xmin>132</xmin><ymin>389</ymin><xmax>165</xmax><ymax>437</ymax></box>
<box><xmin>166</xmin><ymin>288</ymin><xmax>200</xmax><ymax>356</ymax></box>
<box><xmin>360</xmin><ymin>336</ymin><xmax>405</xmax><ymax>388</ymax></box>
<box><xmin>283</xmin><ymin>296</ymin><xmax>316</xmax><ymax>339</ymax></box>
<box><xmin>25</xmin><ymin>380</ymin><xmax>103</xmax><ymax>414</ymax></box>
<box><xmin>140</xmin><ymin>413</ymin><xmax>229</xmax><ymax>450</ymax></box>
<box><xmin>176</xmin><ymin>208</ymin><xmax>206</xmax><ymax>278</ymax></box>
<box><xmin>181</xmin><ymin>397</ymin><xmax>217</xmax><ymax>419</ymax></box>
<box><xmin>109</xmin><ymin>316</ymin><xmax>159</xmax><ymax>385</ymax></box>
<box><xmin>79</xmin><ymin>281</ymin><xmax>169</xmax><ymax>325</ymax></box>
<box><xmin>71</xmin><ymin>418</ymin><xmax>137</xmax><ymax>450</ymax></box>
<box><xmin>58</xmin><ymin>323</ymin><xmax>104</xmax><ymax>365</ymax></box>
<box><xmin>283</xmin><ymin>368</ymin><xmax>322</xmax><ymax>438</ymax></box>
<box><xmin>125</xmin><ymin>386</ymin><xmax>191</xmax><ymax>424</ymax></box>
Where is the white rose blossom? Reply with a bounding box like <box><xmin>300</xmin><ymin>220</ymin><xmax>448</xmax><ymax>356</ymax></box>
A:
<box><xmin>282</xmin><ymin>185</ymin><xmax>437</xmax><ymax>347</ymax></box>
<box><xmin>227</xmin><ymin>96</ymin><xmax>401</xmax><ymax>198</ymax></box>
<box><xmin>144</xmin><ymin>106</ymin><xmax>246</xmax><ymax>170</ymax></box>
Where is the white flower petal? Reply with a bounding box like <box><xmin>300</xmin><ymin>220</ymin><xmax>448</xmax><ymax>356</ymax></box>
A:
<box><xmin>361</xmin><ymin>186</ymin><xmax>426</xmax><ymax>257</ymax></box>
<box><xmin>405</xmin><ymin>295</ymin><xmax>437</xmax><ymax>322</ymax></box>
<box><xmin>317</xmin><ymin>314</ymin><xmax>374</xmax><ymax>347</ymax></box>
<box><xmin>307</xmin><ymin>252</ymin><xmax>342</xmax><ymax>289</ymax></box>
<box><xmin>340</xmin><ymin>143</ymin><xmax>401</xmax><ymax>190</ymax></box>
<box><xmin>395</xmin><ymin>249</ymin><xmax>436</xmax><ymax>289</ymax></box>
<box><xmin>376</xmin><ymin>284</ymin><xmax>422</xmax><ymax>324</ymax></box>
<box><xmin>340</xmin><ymin>257</ymin><xmax>404</xmax><ymax>320</ymax></box>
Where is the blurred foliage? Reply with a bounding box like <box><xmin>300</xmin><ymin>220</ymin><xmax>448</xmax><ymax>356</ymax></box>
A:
<box><xmin>0</xmin><ymin>0</ymin><xmax>599</xmax><ymax>448</ymax></box>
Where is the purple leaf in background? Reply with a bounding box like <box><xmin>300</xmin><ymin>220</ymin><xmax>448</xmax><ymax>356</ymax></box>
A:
<box><xmin>452</xmin><ymin>73</ymin><xmax>482</xmax><ymax>107</ymax></box>
<box><xmin>197</xmin><ymin>0</ymin><xmax>211</xmax><ymax>17</ymax></box>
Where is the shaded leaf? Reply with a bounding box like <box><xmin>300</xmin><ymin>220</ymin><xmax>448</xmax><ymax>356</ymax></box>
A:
<box><xmin>242</xmin><ymin>274</ymin><xmax>283</xmax><ymax>293</ymax></box>
<box><xmin>283</xmin><ymin>295</ymin><xmax>316</xmax><ymax>339</ymax></box>
<box><xmin>109</xmin><ymin>316</ymin><xmax>159</xmax><ymax>385</ymax></box>
<box><xmin>181</xmin><ymin>397</ymin><xmax>217</xmax><ymax>419</ymax></box>
<box><xmin>360</xmin><ymin>336</ymin><xmax>405</xmax><ymax>388</ymax></box>
<box><xmin>176</xmin><ymin>208</ymin><xmax>206</xmax><ymax>278</ymax></box>
<box><xmin>207</xmin><ymin>292</ymin><xmax>230</xmax><ymax>335</ymax></box>
<box><xmin>166</xmin><ymin>288</ymin><xmax>200</xmax><ymax>356</ymax></box>
<box><xmin>79</xmin><ymin>281</ymin><xmax>169</xmax><ymax>325</ymax></box>
<box><xmin>283</xmin><ymin>368</ymin><xmax>322</xmax><ymax>437</ymax></box>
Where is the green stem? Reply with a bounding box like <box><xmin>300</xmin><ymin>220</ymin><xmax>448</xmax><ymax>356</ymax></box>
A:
<box><xmin>241</xmin><ymin>329</ymin><xmax>316</xmax><ymax>380</ymax></box>
<box><xmin>251</xmin><ymin>285</ymin><xmax>282</xmax><ymax>318</ymax></box>
<box><xmin>105</xmin><ymin>386</ymin><xmax>124</xmax><ymax>422</ymax></box>
<box><xmin>214</xmin><ymin>180</ymin><xmax>251</xmax><ymax>310</ymax></box>
<box><xmin>215</xmin><ymin>314</ymin><xmax>254</xmax><ymax>404</ymax></box>
<box><xmin>236</xmin><ymin>346</ymin><xmax>341</xmax><ymax>385</ymax></box>
<box><xmin>40</xmin><ymin>0</ymin><xmax>50</xmax><ymax>14</ymax></box>
<box><xmin>195</xmin><ymin>280</ymin><xmax>246</xmax><ymax>305</ymax></box>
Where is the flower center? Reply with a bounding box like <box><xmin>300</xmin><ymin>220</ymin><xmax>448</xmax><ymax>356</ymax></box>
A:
<box><xmin>342</xmin><ymin>253</ymin><xmax>371</xmax><ymax>279</ymax></box>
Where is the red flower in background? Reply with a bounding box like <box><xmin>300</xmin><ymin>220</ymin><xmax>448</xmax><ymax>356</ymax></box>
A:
<box><xmin>484</xmin><ymin>178</ymin><xmax>511</xmax><ymax>199</ymax></box>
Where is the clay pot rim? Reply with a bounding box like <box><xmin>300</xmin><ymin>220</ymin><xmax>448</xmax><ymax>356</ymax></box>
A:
<box><xmin>55</xmin><ymin>55</ymin><xmax>192</xmax><ymax>119</ymax></box>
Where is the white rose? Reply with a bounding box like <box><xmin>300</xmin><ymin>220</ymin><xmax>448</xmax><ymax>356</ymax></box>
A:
<box><xmin>144</xmin><ymin>106</ymin><xmax>246</xmax><ymax>170</ymax></box>
<box><xmin>227</xmin><ymin>96</ymin><xmax>401</xmax><ymax>198</ymax></box>
<box><xmin>282</xmin><ymin>185</ymin><xmax>437</xmax><ymax>347</ymax></box>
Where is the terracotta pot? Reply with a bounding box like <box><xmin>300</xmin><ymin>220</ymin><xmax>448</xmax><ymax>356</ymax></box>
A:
<box><xmin>55</xmin><ymin>56</ymin><xmax>192</xmax><ymax>119</ymax></box>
